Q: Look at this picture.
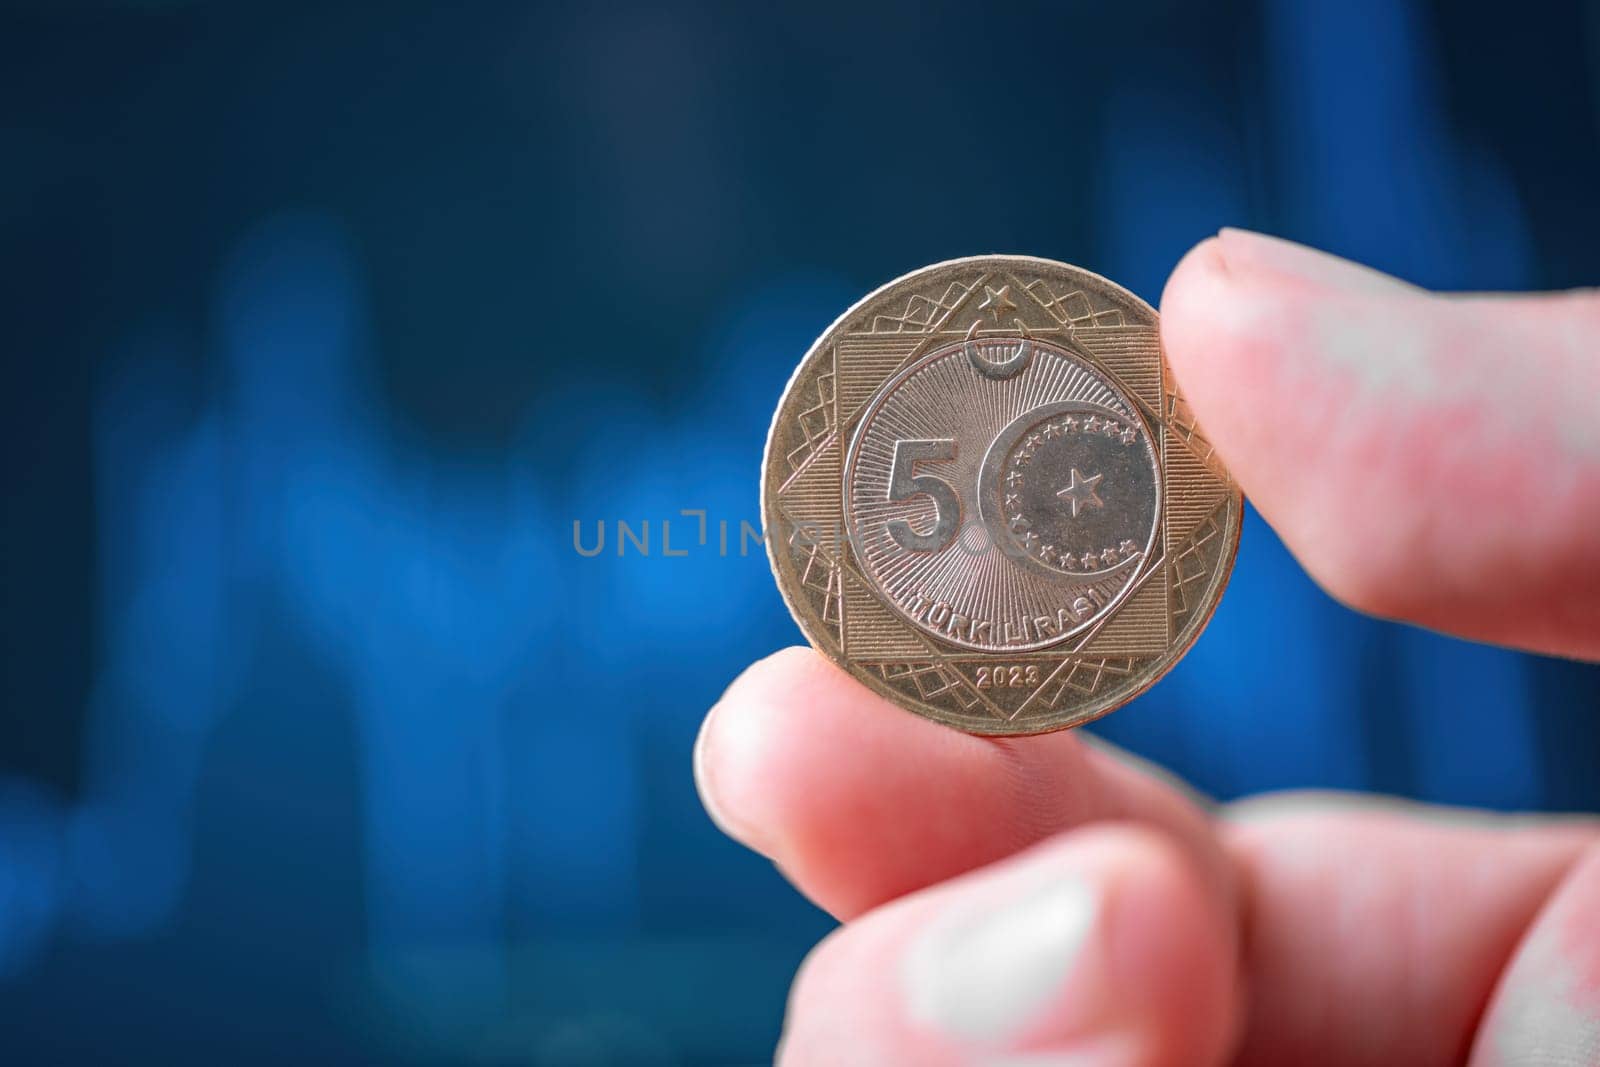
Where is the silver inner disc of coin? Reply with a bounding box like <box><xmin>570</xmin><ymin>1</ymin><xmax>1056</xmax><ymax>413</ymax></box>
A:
<box><xmin>843</xmin><ymin>333</ymin><xmax>1162</xmax><ymax>653</ymax></box>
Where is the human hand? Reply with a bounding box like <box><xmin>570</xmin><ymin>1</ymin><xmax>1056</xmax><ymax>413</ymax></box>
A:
<box><xmin>695</xmin><ymin>230</ymin><xmax>1600</xmax><ymax>1066</ymax></box>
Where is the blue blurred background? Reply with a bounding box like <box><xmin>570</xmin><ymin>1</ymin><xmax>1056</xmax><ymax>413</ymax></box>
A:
<box><xmin>3</xmin><ymin>1</ymin><xmax>1599</xmax><ymax>1062</ymax></box>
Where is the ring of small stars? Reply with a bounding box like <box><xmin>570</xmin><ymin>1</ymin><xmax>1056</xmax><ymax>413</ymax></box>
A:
<box><xmin>1005</xmin><ymin>414</ymin><xmax>1144</xmax><ymax>572</ymax></box>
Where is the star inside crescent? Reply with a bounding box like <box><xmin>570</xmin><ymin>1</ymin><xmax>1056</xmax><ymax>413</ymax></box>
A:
<box><xmin>1057</xmin><ymin>468</ymin><xmax>1104</xmax><ymax>517</ymax></box>
<box><xmin>978</xmin><ymin>284</ymin><xmax>1016</xmax><ymax>322</ymax></box>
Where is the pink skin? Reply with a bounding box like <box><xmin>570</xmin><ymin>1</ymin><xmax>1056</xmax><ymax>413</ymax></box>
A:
<box><xmin>697</xmin><ymin>232</ymin><xmax>1600</xmax><ymax>1065</ymax></box>
<box><xmin>1469</xmin><ymin>849</ymin><xmax>1600</xmax><ymax>1066</ymax></box>
<box><xmin>780</xmin><ymin>827</ymin><xmax>1236</xmax><ymax>1067</ymax></box>
<box><xmin>1162</xmin><ymin>231</ymin><xmax>1600</xmax><ymax>659</ymax></box>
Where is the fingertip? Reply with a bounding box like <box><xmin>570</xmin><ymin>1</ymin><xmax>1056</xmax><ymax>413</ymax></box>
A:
<box><xmin>1214</xmin><ymin>227</ymin><xmax>1418</xmax><ymax>295</ymax></box>
<box><xmin>1158</xmin><ymin>233</ymin><xmax>1283</xmax><ymax>462</ymax></box>
<box><xmin>696</xmin><ymin>645</ymin><xmax>822</xmax><ymax>858</ymax></box>
<box><xmin>1162</xmin><ymin>232</ymin><xmax>1228</xmax><ymax>302</ymax></box>
<box><xmin>698</xmin><ymin>644</ymin><xmax>955</xmax><ymax>874</ymax></box>
<box><xmin>1160</xmin><ymin>229</ymin><xmax>1418</xmax><ymax>418</ymax></box>
<box><xmin>1159</xmin><ymin>231</ymin><xmax>1600</xmax><ymax>657</ymax></box>
<box><xmin>698</xmin><ymin>643</ymin><xmax>995</xmax><ymax>916</ymax></box>
<box><xmin>693</xmin><ymin>696</ymin><xmax>752</xmax><ymax>852</ymax></box>
<box><xmin>699</xmin><ymin>646</ymin><xmax>1220</xmax><ymax>920</ymax></box>
<box><xmin>1158</xmin><ymin>235</ymin><xmax>1230</xmax><ymax>367</ymax></box>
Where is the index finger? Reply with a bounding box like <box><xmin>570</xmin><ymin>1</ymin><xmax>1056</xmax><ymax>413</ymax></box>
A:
<box><xmin>1161</xmin><ymin>228</ymin><xmax>1600</xmax><ymax>660</ymax></box>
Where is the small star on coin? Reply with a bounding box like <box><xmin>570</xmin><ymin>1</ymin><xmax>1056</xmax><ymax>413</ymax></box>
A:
<box><xmin>1057</xmin><ymin>467</ymin><xmax>1105</xmax><ymax>517</ymax></box>
<box><xmin>1083</xmin><ymin>415</ymin><xmax>1102</xmax><ymax>432</ymax></box>
<box><xmin>978</xmin><ymin>284</ymin><xmax>1017</xmax><ymax>322</ymax></box>
<box><xmin>1120</xmin><ymin>427</ymin><xmax>1137</xmax><ymax>444</ymax></box>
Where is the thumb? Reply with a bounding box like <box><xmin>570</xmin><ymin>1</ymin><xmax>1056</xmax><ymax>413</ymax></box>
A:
<box><xmin>778</xmin><ymin>825</ymin><xmax>1239</xmax><ymax>1067</ymax></box>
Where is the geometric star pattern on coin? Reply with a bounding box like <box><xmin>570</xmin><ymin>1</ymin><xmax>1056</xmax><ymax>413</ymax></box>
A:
<box><xmin>765</xmin><ymin>253</ymin><xmax>1243</xmax><ymax>736</ymax></box>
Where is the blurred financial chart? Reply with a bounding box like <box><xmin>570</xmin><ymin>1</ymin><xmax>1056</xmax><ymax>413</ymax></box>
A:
<box><xmin>3</xmin><ymin>1</ymin><xmax>1600</xmax><ymax>1063</ymax></box>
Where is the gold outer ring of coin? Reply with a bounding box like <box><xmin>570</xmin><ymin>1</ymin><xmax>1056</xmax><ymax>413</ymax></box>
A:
<box><xmin>761</xmin><ymin>255</ymin><xmax>1243</xmax><ymax>736</ymax></box>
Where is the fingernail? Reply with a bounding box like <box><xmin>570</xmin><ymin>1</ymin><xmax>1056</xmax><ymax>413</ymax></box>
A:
<box><xmin>901</xmin><ymin>874</ymin><xmax>1103</xmax><ymax>1044</ymax></box>
<box><xmin>1216</xmin><ymin>227</ymin><xmax>1414</xmax><ymax>296</ymax></box>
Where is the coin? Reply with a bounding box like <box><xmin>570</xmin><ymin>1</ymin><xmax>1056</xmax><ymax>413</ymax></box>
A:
<box><xmin>762</xmin><ymin>256</ymin><xmax>1242</xmax><ymax>735</ymax></box>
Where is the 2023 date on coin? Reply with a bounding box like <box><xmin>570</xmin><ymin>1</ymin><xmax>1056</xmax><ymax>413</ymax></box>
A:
<box><xmin>762</xmin><ymin>256</ymin><xmax>1241</xmax><ymax>735</ymax></box>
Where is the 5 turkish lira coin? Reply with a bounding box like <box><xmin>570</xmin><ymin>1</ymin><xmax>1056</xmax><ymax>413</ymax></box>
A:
<box><xmin>761</xmin><ymin>255</ymin><xmax>1242</xmax><ymax>735</ymax></box>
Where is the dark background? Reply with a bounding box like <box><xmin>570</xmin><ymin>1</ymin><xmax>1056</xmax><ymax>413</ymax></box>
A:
<box><xmin>4</xmin><ymin>1</ymin><xmax>1599</xmax><ymax>1062</ymax></box>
